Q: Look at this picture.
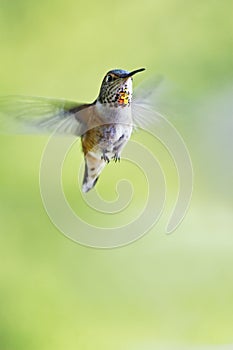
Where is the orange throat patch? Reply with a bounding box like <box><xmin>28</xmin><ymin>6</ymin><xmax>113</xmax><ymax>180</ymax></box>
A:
<box><xmin>118</xmin><ymin>91</ymin><xmax>130</xmax><ymax>105</ymax></box>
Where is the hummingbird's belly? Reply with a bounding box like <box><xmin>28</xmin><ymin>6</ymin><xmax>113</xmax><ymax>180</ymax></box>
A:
<box><xmin>100</xmin><ymin>124</ymin><xmax>132</xmax><ymax>154</ymax></box>
<box><xmin>84</xmin><ymin>123</ymin><xmax>132</xmax><ymax>159</ymax></box>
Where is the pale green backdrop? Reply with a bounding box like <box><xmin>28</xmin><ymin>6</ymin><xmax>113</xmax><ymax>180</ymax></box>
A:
<box><xmin>0</xmin><ymin>0</ymin><xmax>233</xmax><ymax>349</ymax></box>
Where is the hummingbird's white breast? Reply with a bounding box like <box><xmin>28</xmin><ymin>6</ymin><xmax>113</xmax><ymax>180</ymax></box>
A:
<box><xmin>95</xmin><ymin>100</ymin><xmax>133</xmax><ymax>124</ymax></box>
<box><xmin>91</xmin><ymin>101</ymin><xmax>133</xmax><ymax>159</ymax></box>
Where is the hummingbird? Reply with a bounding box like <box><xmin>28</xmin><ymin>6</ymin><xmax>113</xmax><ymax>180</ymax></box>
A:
<box><xmin>0</xmin><ymin>67</ymin><xmax>156</xmax><ymax>192</ymax></box>
<box><xmin>80</xmin><ymin>68</ymin><xmax>145</xmax><ymax>192</ymax></box>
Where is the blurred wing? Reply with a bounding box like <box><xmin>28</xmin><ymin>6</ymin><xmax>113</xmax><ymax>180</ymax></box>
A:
<box><xmin>0</xmin><ymin>95</ymin><xmax>92</xmax><ymax>136</ymax></box>
<box><xmin>132</xmin><ymin>75</ymin><xmax>167</xmax><ymax>128</ymax></box>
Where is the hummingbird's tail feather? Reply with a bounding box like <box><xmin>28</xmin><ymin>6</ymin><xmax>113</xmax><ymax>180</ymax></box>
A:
<box><xmin>82</xmin><ymin>153</ymin><xmax>106</xmax><ymax>193</ymax></box>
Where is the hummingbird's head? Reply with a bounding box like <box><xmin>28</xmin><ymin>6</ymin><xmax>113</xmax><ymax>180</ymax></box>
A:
<box><xmin>98</xmin><ymin>68</ymin><xmax>145</xmax><ymax>106</ymax></box>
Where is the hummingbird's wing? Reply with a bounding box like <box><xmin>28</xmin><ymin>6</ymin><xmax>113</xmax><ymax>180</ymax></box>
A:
<box><xmin>0</xmin><ymin>95</ymin><xmax>93</xmax><ymax>136</ymax></box>
<box><xmin>131</xmin><ymin>75</ymin><xmax>167</xmax><ymax>128</ymax></box>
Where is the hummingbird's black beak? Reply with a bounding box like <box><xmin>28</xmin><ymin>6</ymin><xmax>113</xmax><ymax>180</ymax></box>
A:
<box><xmin>122</xmin><ymin>68</ymin><xmax>146</xmax><ymax>78</ymax></box>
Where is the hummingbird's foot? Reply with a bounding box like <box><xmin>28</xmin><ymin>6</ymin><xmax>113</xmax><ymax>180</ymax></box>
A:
<box><xmin>101</xmin><ymin>151</ymin><xmax>110</xmax><ymax>163</ymax></box>
<box><xmin>112</xmin><ymin>153</ymin><xmax>120</xmax><ymax>162</ymax></box>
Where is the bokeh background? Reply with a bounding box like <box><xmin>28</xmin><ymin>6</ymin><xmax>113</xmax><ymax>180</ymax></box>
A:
<box><xmin>0</xmin><ymin>0</ymin><xmax>233</xmax><ymax>349</ymax></box>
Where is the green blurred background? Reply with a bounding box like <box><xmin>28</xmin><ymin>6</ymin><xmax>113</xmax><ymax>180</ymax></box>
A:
<box><xmin>0</xmin><ymin>0</ymin><xmax>233</xmax><ymax>349</ymax></box>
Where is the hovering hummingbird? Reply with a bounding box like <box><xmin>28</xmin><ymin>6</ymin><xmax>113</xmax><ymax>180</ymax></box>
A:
<box><xmin>80</xmin><ymin>67</ymin><xmax>145</xmax><ymax>192</ymax></box>
<box><xmin>0</xmin><ymin>67</ymin><xmax>158</xmax><ymax>192</ymax></box>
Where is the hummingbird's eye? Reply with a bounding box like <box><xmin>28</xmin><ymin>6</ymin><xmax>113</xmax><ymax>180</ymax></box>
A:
<box><xmin>105</xmin><ymin>74</ymin><xmax>115</xmax><ymax>83</ymax></box>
